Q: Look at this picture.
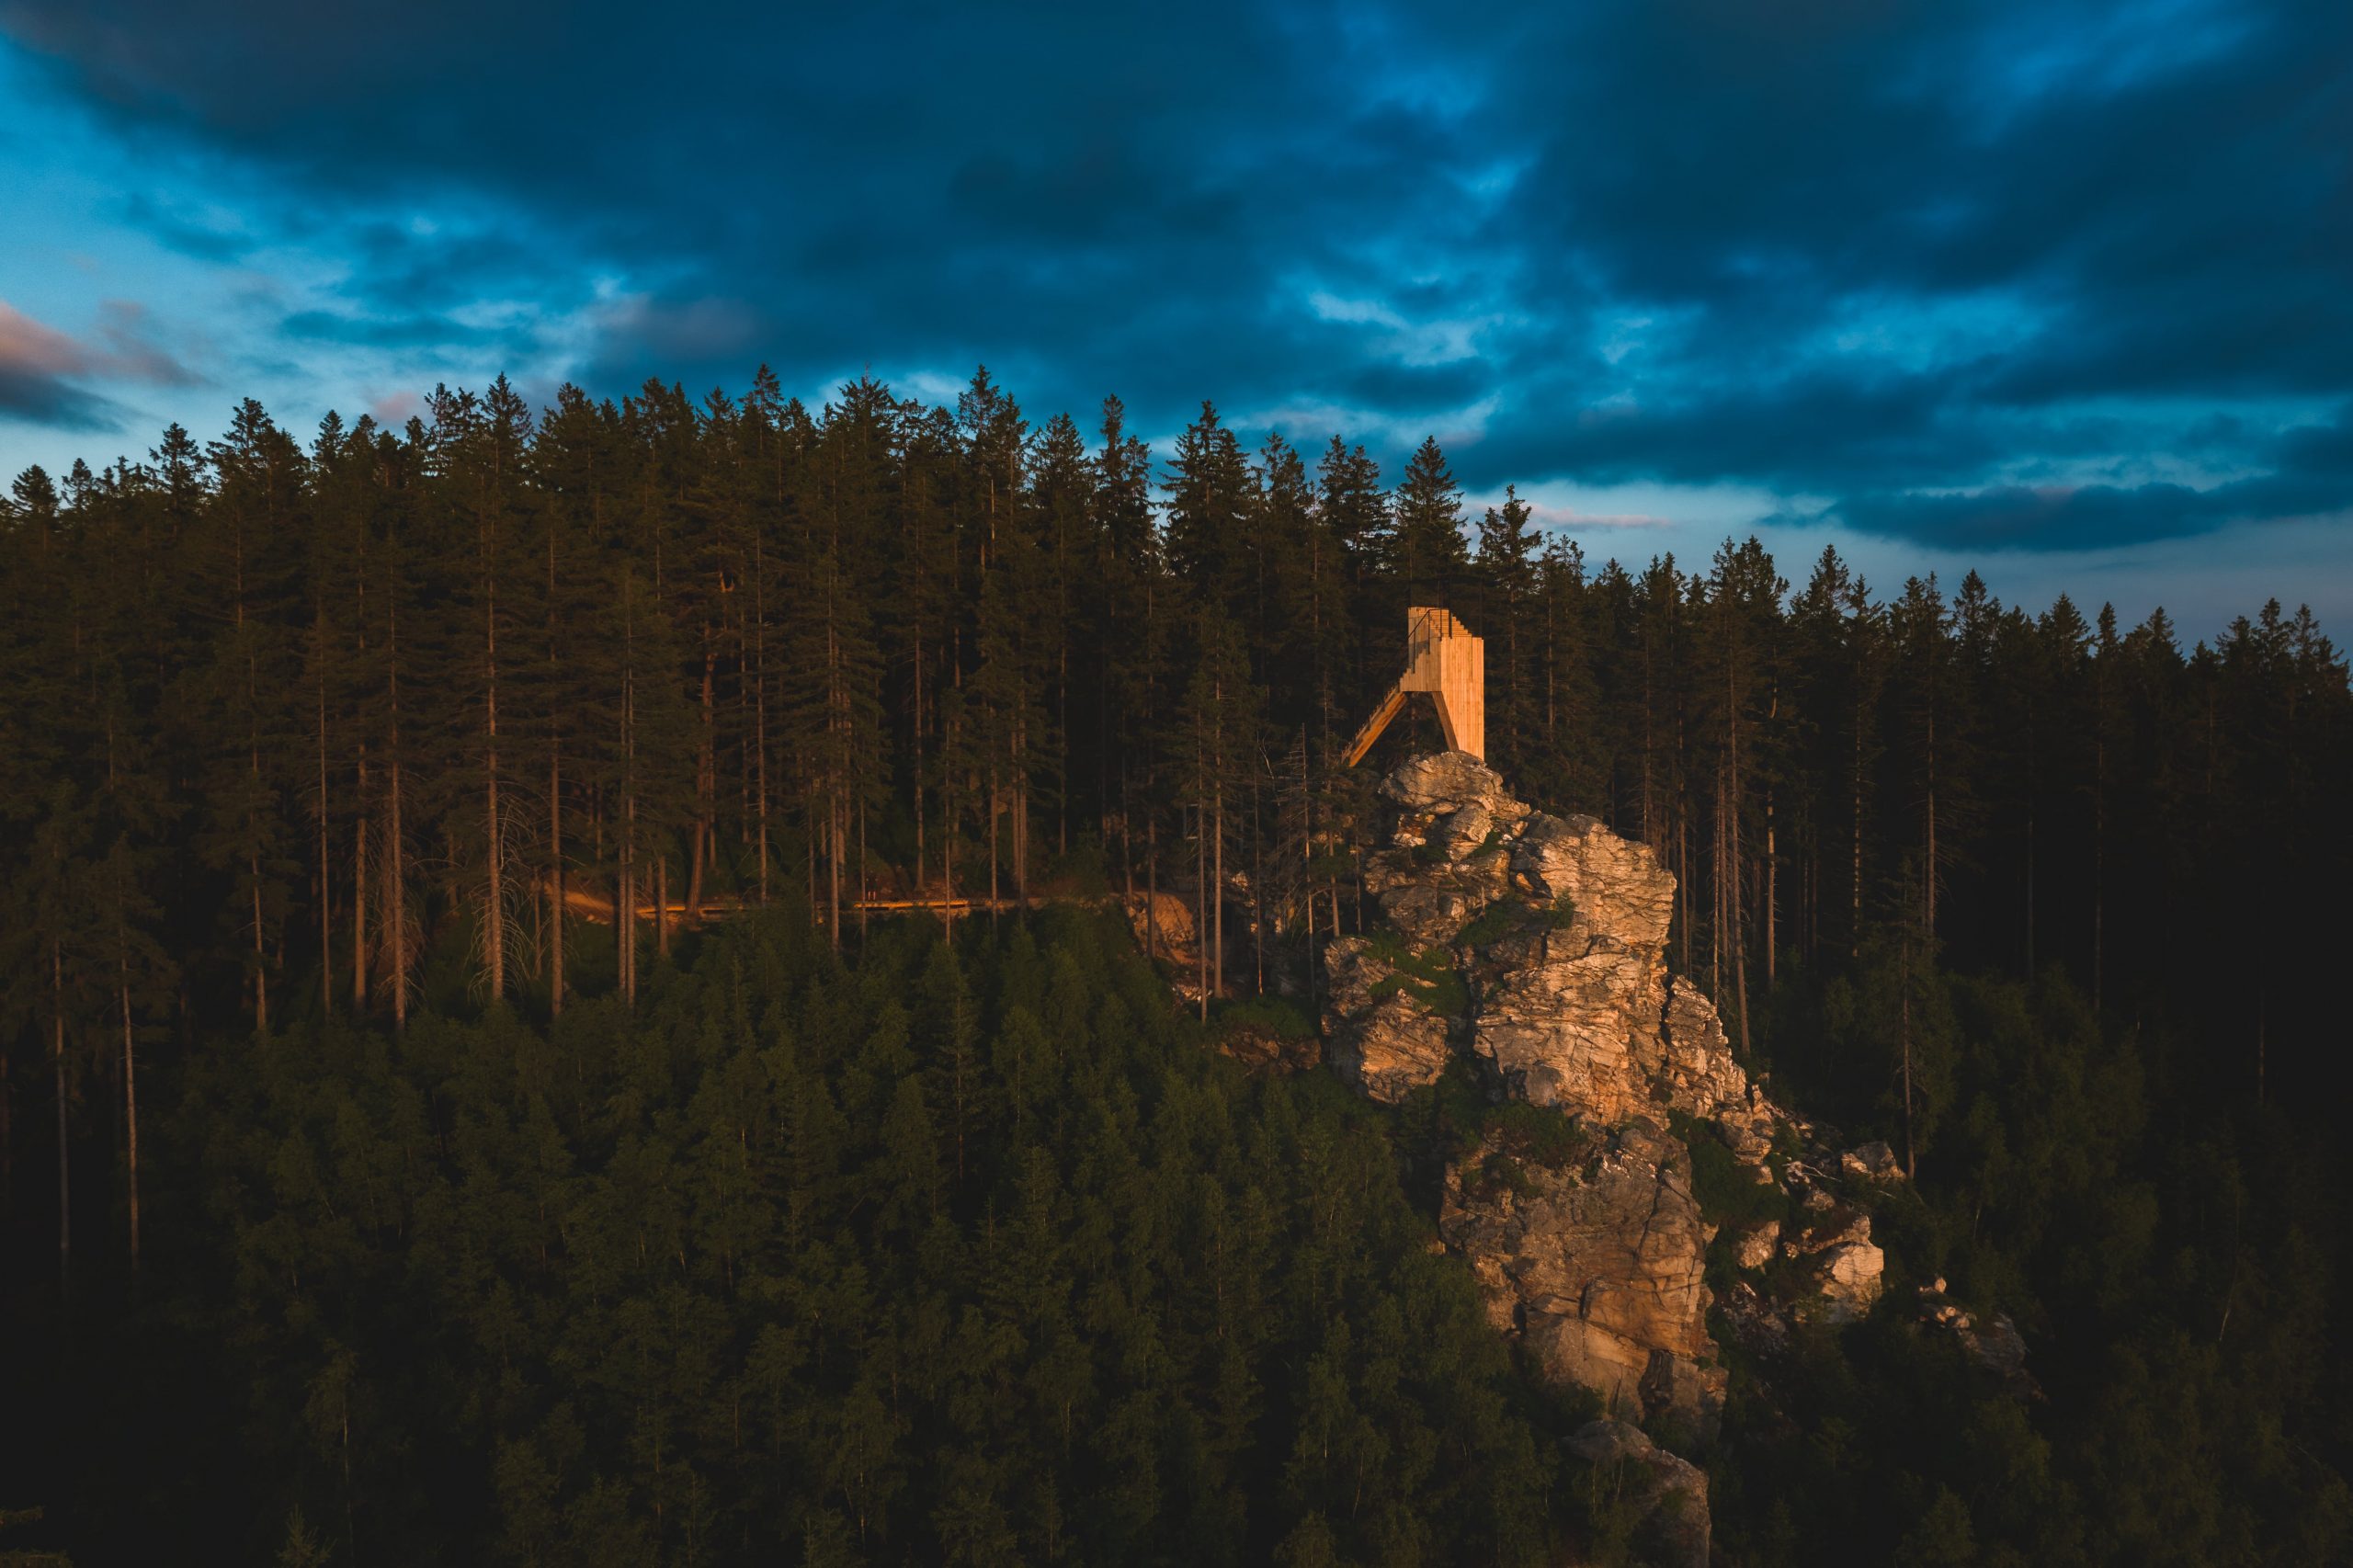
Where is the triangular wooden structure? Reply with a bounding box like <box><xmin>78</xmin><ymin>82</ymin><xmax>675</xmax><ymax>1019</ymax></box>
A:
<box><xmin>1343</xmin><ymin>606</ymin><xmax>1485</xmax><ymax>766</ymax></box>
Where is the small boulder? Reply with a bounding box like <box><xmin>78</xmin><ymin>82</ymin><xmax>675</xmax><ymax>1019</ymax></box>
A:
<box><xmin>1841</xmin><ymin>1140</ymin><xmax>1903</xmax><ymax>1181</ymax></box>
<box><xmin>1810</xmin><ymin>1240</ymin><xmax>1885</xmax><ymax>1324</ymax></box>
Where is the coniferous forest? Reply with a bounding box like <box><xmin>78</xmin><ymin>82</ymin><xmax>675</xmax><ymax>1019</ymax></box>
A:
<box><xmin>5</xmin><ymin>369</ymin><xmax>2352</xmax><ymax>1564</ymax></box>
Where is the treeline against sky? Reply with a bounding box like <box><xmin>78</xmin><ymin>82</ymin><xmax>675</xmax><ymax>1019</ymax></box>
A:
<box><xmin>4</xmin><ymin>366</ymin><xmax>2352</xmax><ymax>1250</ymax></box>
<box><xmin>8</xmin><ymin>367</ymin><xmax>2353</xmax><ymax>1564</ymax></box>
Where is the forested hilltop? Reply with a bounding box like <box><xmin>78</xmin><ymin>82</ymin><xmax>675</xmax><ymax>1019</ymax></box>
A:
<box><xmin>5</xmin><ymin>369</ymin><xmax>2353</xmax><ymax>1563</ymax></box>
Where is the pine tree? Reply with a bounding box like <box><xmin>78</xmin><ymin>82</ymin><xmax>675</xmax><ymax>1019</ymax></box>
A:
<box><xmin>1387</xmin><ymin>437</ymin><xmax>1470</xmax><ymax>613</ymax></box>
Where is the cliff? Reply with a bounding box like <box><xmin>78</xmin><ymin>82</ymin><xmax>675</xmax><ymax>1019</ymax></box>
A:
<box><xmin>1322</xmin><ymin>753</ymin><xmax>1901</xmax><ymax>1563</ymax></box>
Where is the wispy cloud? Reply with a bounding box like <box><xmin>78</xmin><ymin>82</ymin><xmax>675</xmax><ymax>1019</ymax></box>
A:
<box><xmin>0</xmin><ymin>297</ymin><xmax>197</xmax><ymax>428</ymax></box>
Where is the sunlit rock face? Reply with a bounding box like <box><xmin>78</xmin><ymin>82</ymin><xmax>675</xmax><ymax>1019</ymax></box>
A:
<box><xmin>1327</xmin><ymin>751</ymin><xmax>1755</xmax><ymax>1125</ymax></box>
<box><xmin>1321</xmin><ymin>751</ymin><xmax>1764</xmax><ymax>1437</ymax></box>
<box><xmin>1439</xmin><ymin>1117</ymin><xmax>1719</xmax><ymax>1429</ymax></box>
<box><xmin>1316</xmin><ymin>749</ymin><xmax>1992</xmax><ymax>1562</ymax></box>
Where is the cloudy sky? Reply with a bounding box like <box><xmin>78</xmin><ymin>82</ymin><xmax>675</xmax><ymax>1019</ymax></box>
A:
<box><xmin>2</xmin><ymin>0</ymin><xmax>2348</xmax><ymax>635</ymax></box>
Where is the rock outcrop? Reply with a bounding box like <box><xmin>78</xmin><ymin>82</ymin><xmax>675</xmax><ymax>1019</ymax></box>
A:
<box><xmin>1319</xmin><ymin>753</ymin><xmax>1942</xmax><ymax>1551</ymax></box>
<box><xmin>1918</xmin><ymin>1281</ymin><xmax>2040</xmax><ymax>1402</ymax></box>
<box><xmin>1323</xmin><ymin>754</ymin><xmax>1779</xmax><ymax>1449</ymax></box>
<box><xmin>1440</xmin><ymin>1117</ymin><xmax>1719</xmax><ymax>1430</ymax></box>
<box><xmin>1323</xmin><ymin>751</ymin><xmax>1919</xmax><ymax>1555</ymax></box>
<box><xmin>1328</xmin><ymin>751</ymin><xmax>1756</xmax><ymax>1131</ymax></box>
<box><xmin>1783</xmin><ymin>1188</ymin><xmax>1885</xmax><ymax>1324</ymax></box>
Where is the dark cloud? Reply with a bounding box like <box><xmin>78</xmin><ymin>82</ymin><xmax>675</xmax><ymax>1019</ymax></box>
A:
<box><xmin>0</xmin><ymin>366</ymin><xmax>122</xmax><ymax>428</ymax></box>
<box><xmin>1813</xmin><ymin>403</ymin><xmax>2353</xmax><ymax>552</ymax></box>
<box><xmin>4</xmin><ymin>0</ymin><xmax>2351</xmax><ymax>550</ymax></box>
<box><xmin>0</xmin><ymin>298</ymin><xmax>190</xmax><ymax>430</ymax></box>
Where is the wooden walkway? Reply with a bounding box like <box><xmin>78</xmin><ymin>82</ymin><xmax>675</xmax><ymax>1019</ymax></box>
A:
<box><xmin>553</xmin><ymin>881</ymin><xmax>1063</xmax><ymax>926</ymax></box>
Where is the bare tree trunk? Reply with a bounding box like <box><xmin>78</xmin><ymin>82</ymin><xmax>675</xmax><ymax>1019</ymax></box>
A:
<box><xmin>826</xmin><ymin>797</ymin><xmax>843</xmax><ymax>958</ymax></box>
<box><xmin>119</xmin><ymin>951</ymin><xmax>138</xmax><ymax>1279</ymax></box>
<box><xmin>316</xmin><ymin>612</ymin><xmax>334</xmax><ymax>1016</ymax></box>
<box><xmin>912</xmin><ymin>631</ymin><xmax>926</xmax><ymax>903</ymax></box>
<box><xmin>53</xmin><ymin>939</ymin><xmax>70</xmax><ymax>1300</ymax></box>
<box><xmin>1142</xmin><ymin>781</ymin><xmax>1156</xmax><ymax>962</ymax></box>
<box><xmin>1213</xmin><ymin>778</ymin><xmax>1225</xmax><ymax>1006</ymax></box>
<box><xmin>549</xmin><ymin>736</ymin><xmax>564</xmax><ymax>1019</ymax></box>
<box><xmin>618</xmin><ymin>854</ymin><xmax>634</xmax><ymax>1006</ymax></box>
<box><xmin>620</xmin><ymin>629</ymin><xmax>637</xmax><ymax>1005</ymax></box>
<box><xmin>390</xmin><ymin>747</ymin><xmax>406</xmax><ymax>1032</ymax></box>
<box><xmin>1900</xmin><ymin>926</ymin><xmax>1916</xmax><ymax>1178</ymax></box>
<box><xmin>549</xmin><ymin>517</ymin><xmax>565</xmax><ymax>1018</ymax></box>
<box><xmin>352</xmin><ymin>752</ymin><xmax>369</xmax><ymax>1012</ymax></box>
<box><xmin>1252</xmin><ymin>773</ymin><xmax>1264</xmax><ymax>996</ymax></box>
<box><xmin>1764</xmin><ymin>784</ymin><xmax>1777</xmax><ymax>988</ymax></box>
<box><xmin>234</xmin><ymin>517</ymin><xmax>268</xmax><ymax>1037</ymax></box>
<box><xmin>485</xmin><ymin>577</ymin><xmax>505</xmax><ymax>1000</ymax></box>
<box><xmin>657</xmin><ymin>853</ymin><xmax>671</xmax><ymax>960</ymax></box>
<box><xmin>689</xmin><ymin>645</ymin><xmax>712</xmax><ymax>919</ymax></box>
<box><xmin>2094</xmin><ymin>723</ymin><xmax>2106</xmax><ymax>1013</ymax></box>
<box><xmin>1123</xmin><ymin>756</ymin><xmax>1137</xmax><ymax>925</ymax></box>
<box><xmin>1195</xmin><ymin>797</ymin><xmax>1209</xmax><ymax>1022</ymax></box>
<box><xmin>943</xmin><ymin>714</ymin><xmax>959</xmax><ymax>938</ymax></box>
<box><xmin>756</xmin><ymin>537</ymin><xmax>771</xmax><ymax>905</ymax></box>
<box><xmin>1850</xmin><ymin>695</ymin><xmax>1864</xmax><ymax>960</ymax></box>
<box><xmin>1764</xmin><ymin>684</ymin><xmax>1779</xmax><ymax>988</ymax></box>
<box><xmin>1925</xmin><ymin>700</ymin><xmax>1938</xmax><ymax>935</ymax></box>
<box><xmin>251</xmin><ymin>866</ymin><xmax>267</xmax><ymax>1038</ymax></box>
<box><xmin>2025</xmin><ymin>724</ymin><xmax>2037</xmax><ymax>972</ymax></box>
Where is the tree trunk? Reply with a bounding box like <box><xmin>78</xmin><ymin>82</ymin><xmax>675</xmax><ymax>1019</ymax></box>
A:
<box><xmin>1764</xmin><ymin>785</ymin><xmax>1777</xmax><ymax>988</ymax></box>
<box><xmin>1851</xmin><ymin>693</ymin><xmax>1864</xmax><ymax>960</ymax></box>
<box><xmin>352</xmin><ymin>753</ymin><xmax>369</xmax><ymax>1012</ymax></box>
<box><xmin>1900</xmin><ymin>927</ymin><xmax>1916</xmax><ymax>1178</ymax></box>
<box><xmin>689</xmin><ymin>645</ymin><xmax>712</xmax><ymax>919</ymax></box>
<box><xmin>657</xmin><ymin>853</ymin><xmax>671</xmax><ymax>960</ymax></box>
<box><xmin>390</xmin><ymin>748</ymin><xmax>406</xmax><ymax>1032</ymax></box>
<box><xmin>2094</xmin><ymin>725</ymin><xmax>2106</xmax><ymax>1013</ymax></box>
<box><xmin>1195</xmin><ymin>795</ymin><xmax>1209</xmax><ymax>1023</ymax></box>
<box><xmin>484</xmin><ymin>574</ymin><xmax>505</xmax><ymax>1002</ymax></box>
<box><xmin>388</xmin><ymin>581</ymin><xmax>408</xmax><ymax>1033</ymax></box>
<box><xmin>549</xmin><ymin>734</ymin><xmax>564</xmax><ymax>1019</ymax></box>
<box><xmin>119</xmin><ymin>953</ymin><xmax>139</xmax><ymax>1279</ymax></box>
<box><xmin>1252</xmin><ymin>774</ymin><xmax>1265</xmax><ymax>996</ymax></box>
<box><xmin>53</xmin><ymin>939</ymin><xmax>70</xmax><ymax>1300</ymax></box>
<box><xmin>316</xmin><ymin>612</ymin><xmax>334</xmax><ymax>1016</ymax></box>
<box><xmin>1213</xmin><ymin>778</ymin><xmax>1225</xmax><ymax>1005</ymax></box>
<box><xmin>620</xmin><ymin>648</ymin><xmax>637</xmax><ymax>1006</ymax></box>
<box><xmin>826</xmin><ymin>796</ymin><xmax>843</xmax><ymax>956</ymax></box>
<box><xmin>756</xmin><ymin>537</ymin><xmax>771</xmax><ymax>906</ymax></box>
<box><xmin>549</xmin><ymin>517</ymin><xmax>565</xmax><ymax>1017</ymax></box>
<box><xmin>251</xmin><ymin>864</ymin><xmax>267</xmax><ymax>1038</ymax></box>
<box><xmin>1924</xmin><ymin>701</ymin><xmax>1938</xmax><ymax>935</ymax></box>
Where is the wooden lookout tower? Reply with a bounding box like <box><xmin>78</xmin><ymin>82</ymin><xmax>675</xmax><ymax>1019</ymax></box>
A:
<box><xmin>1343</xmin><ymin>606</ymin><xmax>1485</xmax><ymax>766</ymax></box>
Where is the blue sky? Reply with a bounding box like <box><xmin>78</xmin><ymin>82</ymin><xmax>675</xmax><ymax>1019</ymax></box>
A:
<box><xmin>3</xmin><ymin>0</ymin><xmax>2348</xmax><ymax>636</ymax></box>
